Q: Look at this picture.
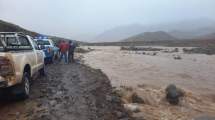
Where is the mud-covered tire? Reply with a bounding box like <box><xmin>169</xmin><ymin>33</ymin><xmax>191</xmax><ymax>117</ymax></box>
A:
<box><xmin>39</xmin><ymin>66</ymin><xmax>46</xmax><ymax>76</ymax></box>
<box><xmin>12</xmin><ymin>72</ymin><xmax>30</xmax><ymax>99</ymax></box>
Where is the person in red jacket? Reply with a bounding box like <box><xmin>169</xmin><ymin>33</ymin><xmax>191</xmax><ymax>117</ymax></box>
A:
<box><xmin>59</xmin><ymin>40</ymin><xmax>69</xmax><ymax>63</ymax></box>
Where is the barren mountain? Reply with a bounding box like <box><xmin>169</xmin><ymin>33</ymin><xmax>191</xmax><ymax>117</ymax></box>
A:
<box><xmin>169</xmin><ymin>27</ymin><xmax>215</xmax><ymax>39</ymax></box>
<box><xmin>122</xmin><ymin>31</ymin><xmax>177</xmax><ymax>42</ymax></box>
<box><xmin>0</xmin><ymin>20</ymin><xmax>73</xmax><ymax>43</ymax></box>
<box><xmin>0</xmin><ymin>20</ymin><xmax>39</xmax><ymax>36</ymax></box>
<box><xmin>198</xmin><ymin>32</ymin><xmax>215</xmax><ymax>40</ymax></box>
<box><xmin>93</xmin><ymin>19</ymin><xmax>215</xmax><ymax>42</ymax></box>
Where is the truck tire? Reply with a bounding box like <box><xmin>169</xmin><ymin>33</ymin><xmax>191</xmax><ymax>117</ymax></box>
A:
<box><xmin>12</xmin><ymin>72</ymin><xmax>30</xmax><ymax>99</ymax></box>
<box><xmin>39</xmin><ymin>66</ymin><xmax>46</xmax><ymax>76</ymax></box>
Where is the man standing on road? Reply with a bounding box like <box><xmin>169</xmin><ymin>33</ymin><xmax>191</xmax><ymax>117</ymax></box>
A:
<box><xmin>68</xmin><ymin>41</ymin><xmax>76</xmax><ymax>63</ymax></box>
<box><xmin>59</xmin><ymin>40</ymin><xmax>69</xmax><ymax>64</ymax></box>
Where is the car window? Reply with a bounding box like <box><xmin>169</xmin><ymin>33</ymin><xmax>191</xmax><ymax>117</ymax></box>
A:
<box><xmin>0</xmin><ymin>39</ymin><xmax>3</xmax><ymax>52</ymax></box>
<box><xmin>0</xmin><ymin>34</ymin><xmax>32</xmax><ymax>51</ymax></box>
<box><xmin>36</xmin><ymin>40</ymin><xmax>51</xmax><ymax>45</ymax></box>
<box><xmin>32</xmin><ymin>40</ymin><xmax>39</xmax><ymax>50</ymax></box>
<box><xmin>5</xmin><ymin>37</ymin><xmax>18</xmax><ymax>45</ymax></box>
<box><xmin>14</xmin><ymin>35</ymin><xmax>33</xmax><ymax>50</ymax></box>
<box><xmin>19</xmin><ymin>36</ymin><xmax>31</xmax><ymax>46</ymax></box>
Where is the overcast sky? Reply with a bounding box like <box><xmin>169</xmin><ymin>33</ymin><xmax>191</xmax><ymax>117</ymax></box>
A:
<box><xmin>0</xmin><ymin>0</ymin><xmax>215</xmax><ymax>40</ymax></box>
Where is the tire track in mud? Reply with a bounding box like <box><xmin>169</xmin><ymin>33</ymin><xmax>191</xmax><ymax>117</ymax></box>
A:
<box><xmin>0</xmin><ymin>62</ymin><xmax>131</xmax><ymax>120</ymax></box>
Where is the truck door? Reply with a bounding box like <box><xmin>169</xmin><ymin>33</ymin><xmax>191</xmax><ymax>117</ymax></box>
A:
<box><xmin>31</xmin><ymin>39</ymin><xmax>44</xmax><ymax>69</ymax></box>
<box><xmin>18</xmin><ymin>35</ymin><xmax>37</xmax><ymax>74</ymax></box>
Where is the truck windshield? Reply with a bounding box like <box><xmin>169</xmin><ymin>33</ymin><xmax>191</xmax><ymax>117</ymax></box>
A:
<box><xmin>36</xmin><ymin>40</ymin><xmax>51</xmax><ymax>45</ymax></box>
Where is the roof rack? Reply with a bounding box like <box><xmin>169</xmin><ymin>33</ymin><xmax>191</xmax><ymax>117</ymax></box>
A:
<box><xmin>0</xmin><ymin>32</ymin><xmax>25</xmax><ymax>35</ymax></box>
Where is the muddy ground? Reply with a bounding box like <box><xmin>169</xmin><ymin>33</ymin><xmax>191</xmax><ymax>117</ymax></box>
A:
<box><xmin>0</xmin><ymin>61</ymin><xmax>131</xmax><ymax>120</ymax></box>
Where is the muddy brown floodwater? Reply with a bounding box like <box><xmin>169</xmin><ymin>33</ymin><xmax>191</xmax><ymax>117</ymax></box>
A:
<box><xmin>82</xmin><ymin>46</ymin><xmax>215</xmax><ymax>95</ymax></box>
<box><xmin>82</xmin><ymin>46</ymin><xmax>215</xmax><ymax>120</ymax></box>
<box><xmin>0</xmin><ymin>62</ymin><xmax>131</xmax><ymax>120</ymax></box>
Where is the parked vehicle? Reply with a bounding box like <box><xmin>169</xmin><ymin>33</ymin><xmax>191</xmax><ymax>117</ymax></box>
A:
<box><xmin>34</xmin><ymin>38</ymin><xmax>59</xmax><ymax>64</ymax></box>
<box><xmin>0</xmin><ymin>32</ymin><xmax>45</xmax><ymax>99</ymax></box>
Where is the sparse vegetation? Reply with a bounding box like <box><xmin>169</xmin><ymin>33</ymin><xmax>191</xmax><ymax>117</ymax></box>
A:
<box><xmin>120</xmin><ymin>46</ymin><xmax>163</xmax><ymax>51</ymax></box>
<box><xmin>173</xmin><ymin>54</ymin><xmax>182</xmax><ymax>60</ymax></box>
<box><xmin>75</xmin><ymin>47</ymin><xmax>94</xmax><ymax>53</ymax></box>
<box><xmin>183</xmin><ymin>47</ymin><xmax>215</xmax><ymax>55</ymax></box>
<box><xmin>86</xmin><ymin>39</ymin><xmax>215</xmax><ymax>48</ymax></box>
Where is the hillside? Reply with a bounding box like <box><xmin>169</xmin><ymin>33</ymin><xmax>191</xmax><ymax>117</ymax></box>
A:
<box><xmin>0</xmin><ymin>20</ymin><xmax>39</xmax><ymax>36</ymax></box>
<box><xmin>122</xmin><ymin>31</ymin><xmax>177</xmax><ymax>42</ymax></box>
<box><xmin>198</xmin><ymin>33</ymin><xmax>215</xmax><ymax>40</ymax></box>
<box><xmin>0</xmin><ymin>20</ymin><xmax>74</xmax><ymax>43</ymax></box>
<box><xmin>169</xmin><ymin>27</ymin><xmax>215</xmax><ymax>39</ymax></box>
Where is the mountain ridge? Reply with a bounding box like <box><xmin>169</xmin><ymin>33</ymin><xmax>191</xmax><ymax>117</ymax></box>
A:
<box><xmin>0</xmin><ymin>19</ymin><xmax>73</xmax><ymax>43</ymax></box>
<box><xmin>93</xmin><ymin>19</ymin><xmax>215</xmax><ymax>42</ymax></box>
<box><xmin>122</xmin><ymin>31</ymin><xmax>177</xmax><ymax>42</ymax></box>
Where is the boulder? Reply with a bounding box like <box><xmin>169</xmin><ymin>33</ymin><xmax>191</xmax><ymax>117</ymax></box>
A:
<box><xmin>165</xmin><ymin>84</ymin><xmax>184</xmax><ymax>105</ymax></box>
<box><xmin>124</xmin><ymin>104</ymin><xmax>141</xmax><ymax>113</ymax></box>
<box><xmin>173</xmin><ymin>55</ymin><xmax>182</xmax><ymax>60</ymax></box>
<box><xmin>131</xmin><ymin>92</ymin><xmax>144</xmax><ymax>104</ymax></box>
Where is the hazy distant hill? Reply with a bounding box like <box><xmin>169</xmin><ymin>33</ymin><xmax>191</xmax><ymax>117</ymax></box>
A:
<box><xmin>122</xmin><ymin>31</ymin><xmax>177</xmax><ymax>42</ymax></box>
<box><xmin>197</xmin><ymin>33</ymin><xmax>215</xmax><ymax>40</ymax></box>
<box><xmin>93</xmin><ymin>24</ymin><xmax>148</xmax><ymax>42</ymax></box>
<box><xmin>0</xmin><ymin>20</ymin><xmax>74</xmax><ymax>43</ymax></box>
<box><xmin>169</xmin><ymin>27</ymin><xmax>215</xmax><ymax>39</ymax></box>
<box><xmin>93</xmin><ymin>19</ymin><xmax>215</xmax><ymax>42</ymax></box>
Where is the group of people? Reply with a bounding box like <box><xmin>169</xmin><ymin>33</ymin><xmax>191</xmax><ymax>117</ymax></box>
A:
<box><xmin>58</xmin><ymin>40</ymin><xmax>76</xmax><ymax>64</ymax></box>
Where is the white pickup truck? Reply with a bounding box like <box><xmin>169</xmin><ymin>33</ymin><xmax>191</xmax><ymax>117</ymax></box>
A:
<box><xmin>0</xmin><ymin>32</ymin><xmax>45</xmax><ymax>99</ymax></box>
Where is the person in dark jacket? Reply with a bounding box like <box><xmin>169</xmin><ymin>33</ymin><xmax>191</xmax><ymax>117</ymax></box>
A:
<box><xmin>68</xmin><ymin>41</ymin><xmax>76</xmax><ymax>63</ymax></box>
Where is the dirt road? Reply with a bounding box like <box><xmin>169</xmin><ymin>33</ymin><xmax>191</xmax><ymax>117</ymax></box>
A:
<box><xmin>0</xmin><ymin>62</ymin><xmax>130</xmax><ymax>120</ymax></box>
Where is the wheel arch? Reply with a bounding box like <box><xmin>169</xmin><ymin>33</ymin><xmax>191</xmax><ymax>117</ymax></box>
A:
<box><xmin>23</xmin><ymin>64</ymin><xmax>31</xmax><ymax>76</ymax></box>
